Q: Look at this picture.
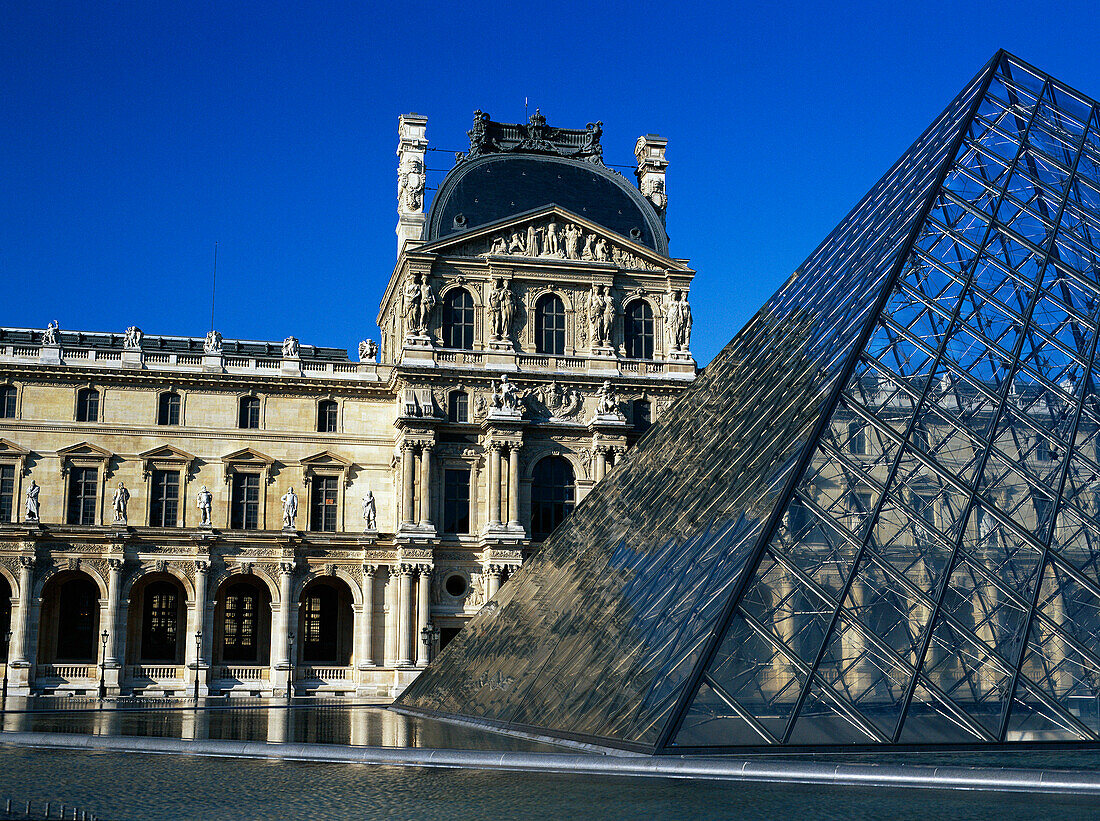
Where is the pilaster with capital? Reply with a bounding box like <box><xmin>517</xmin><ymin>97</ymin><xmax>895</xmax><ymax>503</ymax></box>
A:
<box><xmin>396</xmin><ymin>564</ymin><xmax>416</xmax><ymax>667</ymax></box>
<box><xmin>9</xmin><ymin>555</ymin><xmax>36</xmax><ymax>673</ymax></box>
<box><xmin>357</xmin><ymin>564</ymin><xmax>377</xmax><ymax>670</ymax></box>
<box><xmin>273</xmin><ymin>561</ymin><xmax>296</xmax><ymax>674</ymax></box>
<box><xmin>415</xmin><ymin>564</ymin><xmax>433</xmax><ymax>667</ymax></box>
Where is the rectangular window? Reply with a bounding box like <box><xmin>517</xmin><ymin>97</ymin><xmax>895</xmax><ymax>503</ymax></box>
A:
<box><xmin>67</xmin><ymin>466</ymin><xmax>98</xmax><ymax>525</ymax></box>
<box><xmin>150</xmin><ymin>470</ymin><xmax>180</xmax><ymax>527</ymax></box>
<box><xmin>0</xmin><ymin>387</ymin><xmax>16</xmax><ymax>419</ymax></box>
<box><xmin>230</xmin><ymin>473</ymin><xmax>260</xmax><ymax>530</ymax></box>
<box><xmin>848</xmin><ymin>421</ymin><xmax>867</xmax><ymax>455</ymax></box>
<box><xmin>0</xmin><ymin>465</ymin><xmax>13</xmax><ymax>523</ymax></box>
<box><xmin>309</xmin><ymin>476</ymin><xmax>338</xmax><ymax>532</ymax></box>
<box><xmin>449</xmin><ymin>392</ymin><xmax>468</xmax><ymax>424</ymax></box>
<box><xmin>849</xmin><ymin>490</ymin><xmax>873</xmax><ymax>531</ymax></box>
<box><xmin>1035</xmin><ymin>437</ymin><xmax>1054</xmax><ymax>462</ymax></box>
<box><xmin>913</xmin><ymin>492</ymin><xmax>936</xmax><ymax>527</ymax></box>
<box><xmin>158</xmin><ymin>392</ymin><xmax>181</xmax><ymax>426</ymax></box>
<box><xmin>442</xmin><ymin>468</ymin><xmax>471</xmax><ymax>534</ymax></box>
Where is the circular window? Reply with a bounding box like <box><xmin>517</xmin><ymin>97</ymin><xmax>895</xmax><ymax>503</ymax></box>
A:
<box><xmin>445</xmin><ymin>574</ymin><xmax>468</xmax><ymax>598</ymax></box>
<box><xmin>453</xmin><ymin>213</ymin><xmax>467</xmax><ymax>229</ymax></box>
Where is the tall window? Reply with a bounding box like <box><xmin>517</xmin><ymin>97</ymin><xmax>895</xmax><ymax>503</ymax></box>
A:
<box><xmin>624</xmin><ymin>300</ymin><xmax>655</xmax><ymax>360</ymax></box>
<box><xmin>848</xmin><ymin>421</ymin><xmax>867</xmax><ymax>455</ymax></box>
<box><xmin>0</xmin><ymin>465</ymin><xmax>14</xmax><ymax>523</ymax></box>
<box><xmin>535</xmin><ymin>294</ymin><xmax>566</xmax><ymax>355</ymax></box>
<box><xmin>442</xmin><ymin>288</ymin><xmax>475</xmax><ymax>349</ymax></box>
<box><xmin>230</xmin><ymin>473</ymin><xmax>260</xmax><ymax>529</ymax></box>
<box><xmin>150</xmin><ymin>470</ymin><xmax>180</xmax><ymax>527</ymax></box>
<box><xmin>56</xmin><ymin>577</ymin><xmax>98</xmax><ymax>661</ymax></box>
<box><xmin>141</xmin><ymin>581</ymin><xmax>179</xmax><ymax>661</ymax></box>
<box><xmin>317</xmin><ymin>400</ymin><xmax>338</xmax><ymax>433</ymax></box>
<box><xmin>222</xmin><ymin>583</ymin><xmax>258</xmax><ymax>662</ymax></box>
<box><xmin>633</xmin><ymin>399</ymin><xmax>652</xmax><ymax>433</ymax></box>
<box><xmin>442</xmin><ymin>468</ymin><xmax>471</xmax><ymax>535</ymax></box>
<box><xmin>157</xmin><ymin>391</ymin><xmax>180</xmax><ymax>426</ymax></box>
<box><xmin>238</xmin><ymin>396</ymin><xmax>260</xmax><ymax>429</ymax></box>
<box><xmin>449</xmin><ymin>391</ymin><xmax>468</xmax><ymax>423</ymax></box>
<box><xmin>530</xmin><ymin>456</ymin><xmax>575</xmax><ymax>540</ymax></box>
<box><xmin>66</xmin><ymin>466</ymin><xmax>98</xmax><ymax>525</ymax></box>
<box><xmin>310</xmin><ymin>476</ymin><xmax>338</xmax><ymax>532</ymax></box>
<box><xmin>302</xmin><ymin>585</ymin><xmax>337</xmax><ymax>662</ymax></box>
<box><xmin>0</xmin><ymin>385</ymin><xmax>16</xmax><ymax>419</ymax></box>
<box><xmin>76</xmin><ymin>388</ymin><xmax>99</xmax><ymax>422</ymax></box>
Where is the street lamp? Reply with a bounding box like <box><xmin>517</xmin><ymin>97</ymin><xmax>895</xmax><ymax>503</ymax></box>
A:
<box><xmin>98</xmin><ymin>629</ymin><xmax>109</xmax><ymax>700</ymax></box>
<box><xmin>286</xmin><ymin>632</ymin><xmax>295</xmax><ymax>701</ymax></box>
<box><xmin>420</xmin><ymin>623</ymin><xmax>441</xmax><ymax>664</ymax></box>
<box><xmin>2</xmin><ymin>630</ymin><xmax>12</xmax><ymax>708</ymax></box>
<box><xmin>193</xmin><ymin>630</ymin><xmax>202</xmax><ymax>705</ymax></box>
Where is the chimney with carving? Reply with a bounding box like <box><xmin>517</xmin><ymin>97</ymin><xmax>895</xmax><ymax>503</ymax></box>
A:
<box><xmin>635</xmin><ymin>135</ymin><xmax>668</xmax><ymax>225</ymax></box>
<box><xmin>396</xmin><ymin>113</ymin><xmax>428</xmax><ymax>254</ymax></box>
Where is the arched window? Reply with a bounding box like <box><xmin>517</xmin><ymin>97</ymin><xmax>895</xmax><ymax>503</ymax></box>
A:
<box><xmin>535</xmin><ymin>294</ymin><xmax>566</xmax><ymax>355</ymax></box>
<box><xmin>238</xmin><ymin>395</ymin><xmax>260</xmax><ymax>429</ymax></box>
<box><xmin>624</xmin><ymin>300</ymin><xmax>655</xmax><ymax>360</ymax></box>
<box><xmin>442</xmin><ymin>288</ymin><xmax>475</xmax><ymax>349</ymax></box>
<box><xmin>317</xmin><ymin>399</ymin><xmax>338</xmax><ymax>432</ymax></box>
<box><xmin>222</xmin><ymin>582</ymin><xmax>260</xmax><ymax>662</ymax></box>
<box><xmin>141</xmin><ymin>581</ymin><xmax>179</xmax><ymax>662</ymax></box>
<box><xmin>530</xmin><ymin>456</ymin><xmax>575</xmax><ymax>540</ymax></box>
<box><xmin>76</xmin><ymin>387</ymin><xmax>99</xmax><ymax>422</ymax></box>
<box><xmin>0</xmin><ymin>385</ymin><xmax>17</xmax><ymax>419</ymax></box>
<box><xmin>56</xmin><ymin>577</ymin><xmax>98</xmax><ymax>661</ymax></box>
<box><xmin>157</xmin><ymin>391</ymin><xmax>181</xmax><ymax>426</ymax></box>
<box><xmin>448</xmin><ymin>390</ymin><xmax>468</xmax><ymax>423</ymax></box>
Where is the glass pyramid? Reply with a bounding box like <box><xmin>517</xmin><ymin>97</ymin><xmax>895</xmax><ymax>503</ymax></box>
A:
<box><xmin>397</xmin><ymin>51</ymin><xmax>1100</xmax><ymax>752</ymax></box>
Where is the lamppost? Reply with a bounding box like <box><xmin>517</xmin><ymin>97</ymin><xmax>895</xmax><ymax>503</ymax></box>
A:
<box><xmin>193</xmin><ymin>630</ymin><xmax>202</xmax><ymax>705</ymax></box>
<box><xmin>2</xmin><ymin>630</ymin><xmax>12</xmax><ymax>709</ymax></box>
<box><xmin>420</xmin><ymin>623</ymin><xmax>441</xmax><ymax>664</ymax></box>
<box><xmin>98</xmin><ymin>629</ymin><xmax>109</xmax><ymax>700</ymax></box>
<box><xmin>286</xmin><ymin>632</ymin><xmax>295</xmax><ymax>701</ymax></box>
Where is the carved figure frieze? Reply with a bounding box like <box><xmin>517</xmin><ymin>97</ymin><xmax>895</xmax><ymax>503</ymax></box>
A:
<box><xmin>457</xmin><ymin>216</ymin><xmax>659</xmax><ymax>269</ymax></box>
<box><xmin>397</xmin><ymin>156</ymin><xmax>425</xmax><ymax>212</ymax></box>
<box><xmin>282</xmin><ymin>336</ymin><xmax>300</xmax><ymax>358</ymax></box>
<box><xmin>358</xmin><ymin>339</ymin><xmax>378</xmax><ymax>362</ymax></box>
<box><xmin>463</xmin><ymin>110</ymin><xmax>604</xmax><ymax>165</ymax></box>
<box><xmin>203</xmin><ymin>329</ymin><xmax>223</xmax><ymax>353</ymax></box>
<box><xmin>491</xmin><ymin>375</ymin><xmax>521</xmax><ymax>413</ymax></box>
<box><xmin>524</xmin><ymin>381</ymin><xmax>583</xmax><ymax>420</ymax></box>
<box><xmin>124</xmin><ymin>326</ymin><xmax>144</xmax><ymax>349</ymax></box>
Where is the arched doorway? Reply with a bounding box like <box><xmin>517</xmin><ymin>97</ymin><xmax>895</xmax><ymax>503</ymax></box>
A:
<box><xmin>213</xmin><ymin>577</ymin><xmax>272</xmax><ymax>666</ymax></box>
<box><xmin>530</xmin><ymin>456</ymin><xmax>576</xmax><ymax>540</ymax></box>
<box><xmin>297</xmin><ymin>578</ymin><xmax>354</xmax><ymax>666</ymax></box>
<box><xmin>0</xmin><ymin>575</ymin><xmax>11</xmax><ymax>663</ymax></box>
<box><xmin>39</xmin><ymin>573</ymin><xmax>101</xmax><ymax>664</ymax></box>
<box><xmin>126</xmin><ymin>575</ymin><xmax>187</xmax><ymax>665</ymax></box>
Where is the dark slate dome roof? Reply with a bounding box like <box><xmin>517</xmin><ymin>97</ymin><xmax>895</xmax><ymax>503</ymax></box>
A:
<box><xmin>425</xmin><ymin>150</ymin><xmax>668</xmax><ymax>256</ymax></box>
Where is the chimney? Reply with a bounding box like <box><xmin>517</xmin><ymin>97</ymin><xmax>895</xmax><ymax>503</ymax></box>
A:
<box><xmin>635</xmin><ymin>134</ymin><xmax>668</xmax><ymax>225</ymax></box>
<box><xmin>396</xmin><ymin>113</ymin><xmax>429</xmax><ymax>255</ymax></box>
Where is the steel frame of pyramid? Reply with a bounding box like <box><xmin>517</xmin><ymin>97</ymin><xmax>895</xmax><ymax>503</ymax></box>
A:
<box><xmin>398</xmin><ymin>51</ymin><xmax>1100</xmax><ymax>753</ymax></box>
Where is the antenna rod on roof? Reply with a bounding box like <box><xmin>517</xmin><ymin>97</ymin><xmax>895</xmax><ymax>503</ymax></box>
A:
<box><xmin>525</xmin><ymin>97</ymin><xmax>528</xmax><ymax>120</ymax></box>
<box><xmin>210</xmin><ymin>241</ymin><xmax>217</xmax><ymax>333</ymax></box>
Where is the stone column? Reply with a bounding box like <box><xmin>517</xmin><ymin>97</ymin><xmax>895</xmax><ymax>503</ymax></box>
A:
<box><xmin>507</xmin><ymin>446</ymin><xmax>521</xmax><ymax>527</ymax></box>
<box><xmin>357</xmin><ymin>565</ymin><xmax>376</xmax><ymax>669</ymax></box>
<box><xmin>418</xmin><ymin>444</ymin><xmax>433</xmax><ymax>528</ymax></box>
<box><xmin>9</xmin><ymin>557</ymin><xmax>34</xmax><ymax>667</ymax></box>
<box><xmin>383</xmin><ymin>568</ymin><xmax>397</xmax><ymax>666</ymax></box>
<box><xmin>594</xmin><ymin>447</ymin><xmax>606</xmax><ymax>482</ymax></box>
<box><xmin>485</xmin><ymin>564</ymin><xmax>503</xmax><ymax>600</ymax></box>
<box><xmin>396</xmin><ymin>565</ymin><xmax>413</xmax><ymax>667</ymax></box>
<box><xmin>104</xmin><ymin>558</ymin><xmax>124</xmax><ymax>667</ymax></box>
<box><xmin>189</xmin><ymin>560</ymin><xmax>210</xmax><ymax>696</ymax></box>
<box><xmin>488</xmin><ymin>443</ymin><xmax>502</xmax><ymax>526</ymax></box>
<box><xmin>274</xmin><ymin>562</ymin><xmax>294</xmax><ymax>674</ymax></box>
<box><xmin>415</xmin><ymin>566</ymin><xmax>432</xmax><ymax>667</ymax></box>
<box><xmin>401</xmin><ymin>443</ymin><xmax>416</xmax><ymax>526</ymax></box>
<box><xmin>773</xmin><ymin>568</ymin><xmax>794</xmax><ymax>694</ymax></box>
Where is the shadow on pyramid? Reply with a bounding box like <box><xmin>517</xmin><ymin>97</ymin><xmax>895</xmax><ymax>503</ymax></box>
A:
<box><xmin>397</xmin><ymin>50</ymin><xmax>1100</xmax><ymax>753</ymax></box>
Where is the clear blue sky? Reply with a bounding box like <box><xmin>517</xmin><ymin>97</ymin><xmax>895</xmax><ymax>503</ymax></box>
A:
<box><xmin>3</xmin><ymin>2</ymin><xmax>1100</xmax><ymax>365</ymax></box>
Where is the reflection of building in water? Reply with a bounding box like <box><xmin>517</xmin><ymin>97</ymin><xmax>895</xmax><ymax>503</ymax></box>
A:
<box><xmin>0</xmin><ymin>112</ymin><xmax>695</xmax><ymax>699</ymax></box>
<box><xmin>400</xmin><ymin>52</ymin><xmax>1100</xmax><ymax>751</ymax></box>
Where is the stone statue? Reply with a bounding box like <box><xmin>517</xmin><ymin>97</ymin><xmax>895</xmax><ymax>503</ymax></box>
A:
<box><xmin>196</xmin><ymin>485</ymin><xmax>213</xmax><ymax>526</ymax></box>
<box><xmin>601</xmin><ymin>286</ymin><xmax>616</xmax><ymax>344</ymax></box>
<box><xmin>282</xmin><ymin>336</ymin><xmax>300</xmax><ymax>358</ymax></box>
<box><xmin>417</xmin><ymin>275</ymin><xmax>436</xmax><ymax>333</ymax></box>
<box><xmin>25</xmin><ymin>480</ymin><xmax>39</xmax><ymax>521</ymax></box>
<box><xmin>358</xmin><ymin>339</ymin><xmax>378</xmax><ymax>361</ymax></box>
<box><xmin>489</xmin><ymin>278</ymin><xmax>516</xmax><ymax>341</ymax></box>
<box><xmin>594</xmin><ymin>237</ymin><xmax>611</xmax><ymax>262</ymax></box>
<box><xmin>41</xmin><ymin>320</ymin><xmax>59</xmax><ymax>346</ymax></box>
<box><xmin>362</xmin><ymin>490</ymin><xmax>377</xmax><ymax>531</ymax></box>
<box><xmin>545</xmin><ymin>222</ymin><xmax>561</xmax><ymax>257</ymax></box>
<box><xmin>401</xmin><ymin>273</ymin><xmax>422</xmax><ymax>336</ymax></box>
<box><xmin>112</xmin><ymin>481</ymin><xmax>130</xmax><ymax>523</ymax></box>
<box><xmin>124</xmin><ymin>326</ymin><xmax>144</xmax><ymax>349</ymax></box>
<box><xmin>664</xmin><ymin>289</ymin><xmax>693</xmax><ymax>352</ymax></box>
<box><xmin>526</xmin><ymin>224</ymin><xmax>539</xmax><ymax>258</ymax></box>
<box><xmin>508</xmin><ymin>232</ymin><xmax>524</xmax><ymax>253</ymax></box>
<box><xmin>564</xmin><ymin>224</ymin><xmax>581</xmax><ymax>260</ymax></box>
<box><xmin>203</xmin><ymin>329</ymin><xmax>223</xmax><ymax>353</ymax></box>
<box><xmin>397</xmin><ymin>157</ymin><xmax>425</xmax><ymax>211</ymax></box>
<box><xmin>281</xmin><ymin>487</ymin><xmax>298</xmax><ymax>530</ymax></box>
<box><xmin>588</xmin><ymin>285</ymin><xmax>606</xmax><ymax>347</ymax></box>
<box><xmin>582</xmin><ymin>233</ymin><xmax>596</xmax><ymax>261</ymax></box>
<box><xmin>596</xmin><ymin>380</ymin><xmax>619</xmax><ymax>415</ymax></box>
<box><xmin>489</xmin><ymin>235</ymin><xmax>507</xmax><ymax>255</ymax></box>
<box><xmin>492</xmin><ymin>374</ymin><xmax>520</xmax><ymax>412</ymax></box>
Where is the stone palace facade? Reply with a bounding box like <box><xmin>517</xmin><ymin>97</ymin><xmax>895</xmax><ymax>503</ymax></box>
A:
<box><xmin>0</xmin><ymin>111</ymin><xmax>696</xmax><ymax>698</ymax></box>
